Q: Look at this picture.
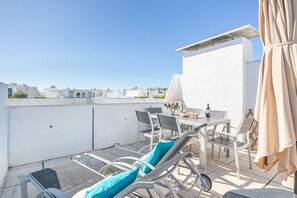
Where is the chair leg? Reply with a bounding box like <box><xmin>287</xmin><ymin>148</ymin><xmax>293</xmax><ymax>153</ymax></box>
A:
<box><xmin>137</xmin><ymin>132</ymin><xmax>140</xmax><ymax>146</ymax></box>
<box><xmin>159</xmin><ymin>130</ymin><xmax>162</xmax><ymax>141</ymax></box>
<box><xmin>218</xmin><ymin>146</ymin><xmax>221</xmax><ymax>159</ymax></box>
<box><xmin>234</xmin><ymin>150</ymin><xmax>240</xmax><ymax>179</ymax></box>
<box><xmin>211</xmin><ymin>143</ymin><xmax>214</xmax><ymax>158</ymax></box>
<box><xmin>149</xmin><ymin>134</ymin><xmax>154</xmax><ymax>151</ymax></box>
<box><xmin>248</xmin><ymin>146</ymin><xmax>252</xmax><ymax>169</ymax></box>
<box><xmin>211</xmin><ymin>131</ymin><xmax>215</xmax><ymax>158</ymax></box>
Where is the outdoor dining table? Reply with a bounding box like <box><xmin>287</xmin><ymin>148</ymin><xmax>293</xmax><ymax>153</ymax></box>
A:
<box><xmin>150</xmin><ymin>113</ymin><xmax>231</xmax><ymax>170</ymax></box>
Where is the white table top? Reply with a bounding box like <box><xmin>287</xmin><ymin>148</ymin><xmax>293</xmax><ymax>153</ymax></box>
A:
<box><xmin>150</xmin><ymin>113</ymin><xmax>230</xmax><ymax>128</ymax></box>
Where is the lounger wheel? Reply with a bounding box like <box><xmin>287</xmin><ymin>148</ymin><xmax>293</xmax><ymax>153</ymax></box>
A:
<box><xmin>197</xmin><ymin>174</ymin><xmax>212</xmax><ymax>192</ymax></box>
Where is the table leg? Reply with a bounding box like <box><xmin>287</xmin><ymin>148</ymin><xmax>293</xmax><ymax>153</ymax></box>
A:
<box><xmin>199</xmin><ymin>126</ymin><xmax>207</xmax><ymax>169</ymax></box>
<box><xmin>226</xmin><ymin>122</ymin><xmax>230</xmax><ymax>157</ymax></box>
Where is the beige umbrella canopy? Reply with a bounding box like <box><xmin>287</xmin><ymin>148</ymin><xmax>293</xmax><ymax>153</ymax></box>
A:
<box><xmin>164</xmin><ymin>74</ymin><xmax>183</xmax><ymax>102</ymax></box>
<box><xmin>255</xmin><ymin>0</ymin><xmax>297</xmax><ymax>179</ymax></box>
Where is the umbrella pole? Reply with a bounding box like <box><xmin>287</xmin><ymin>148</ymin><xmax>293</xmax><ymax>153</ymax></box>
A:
<box><xmin>294</xmin><ymin>172</ymin><xmax>297</xmax><ymax>197</ymax></box>
<box><xmin>295</xmin><ymin>171</ymin><xmax>297</xmax><ymax>195</ymax></box>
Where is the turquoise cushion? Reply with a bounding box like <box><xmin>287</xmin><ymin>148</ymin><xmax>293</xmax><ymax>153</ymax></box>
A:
<box><xmin>85</xmin><ymin>166</ymin><xmax>140</xmax><ymax>198</ymax></box>
<box><xmin>142</xmin><ymin>141</ymin><xmax>175</xmax><ymax>174</ymax></box>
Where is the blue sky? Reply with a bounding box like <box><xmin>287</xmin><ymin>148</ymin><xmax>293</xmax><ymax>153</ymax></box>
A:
<box><xmin>0</xmin><ymin>1</ymin><xmax>261</xmax><ymax>91</ymax></box>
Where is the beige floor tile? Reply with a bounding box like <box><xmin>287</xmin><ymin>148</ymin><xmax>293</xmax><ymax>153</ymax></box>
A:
<box><xmin>43</xmin><ymin>156</ymin><xmax>72</xmax><ymax>168</ymax></box>
<box><xmin>2</xmin><ymin>182</ymin><xmax>39</xmax><ymax>198</ymax></box>
<box><xmin>269</xmin><ymin>174</ymin><xmax>294</xmax><ymax>190</ymax></box>
<box><xmin>209</xmin><ymin>166</ymin><xmax>269</xmax><ymax>189</ymax></box>
<box><xmin>3</xmin><ymin>141</ymin><xmax>289</xmax><ymax>198</ymax></box>
<box><xmin>265</xmin><ymin>182</ymin><xmax>293</xmax><ymax>192</ymax></box>
<box><xmin>5</xmin><ymin>162</ymin><xmax>42</xmax><ymax>188</ymax></box>
<box><xmin>228</xmin><ymin>158</ymin><xmax>278</xmax><ymax>180</ymax></box>
<box><xmin>208</xmin><ymin>165</ymin><xmax>270</xmax><ymax>195</ymax></box>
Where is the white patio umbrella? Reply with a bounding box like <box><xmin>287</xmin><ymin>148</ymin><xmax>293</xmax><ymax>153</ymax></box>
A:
<box><xmin>255</xmin><ymin>0</ymin><xmax>297</xmax><ymax>181</ymax></box>
<box><xmin>164</xmin><ymin>74</ymin><xmax>183</xmax><ymax>102</ymax></box>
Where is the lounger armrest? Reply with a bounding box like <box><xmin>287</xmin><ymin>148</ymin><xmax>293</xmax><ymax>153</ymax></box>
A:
<box><xmin>99</xmin><ymin>156</ymin><xmax>156</xmax><ymax>176</ymax></box>
<box><xmin>138</xmin><ymin>143</ymin><xmax>156</xmax><ymax>153</ymax></box>
<box><xmin>36</xmin><ymin>188</ymin><xmax>67</xmax><ymax>198</ymax></box>
<box><xmin>111</xmin><ymin>156</ymin><xmax>156</xmax><ymax>170</ymax></box>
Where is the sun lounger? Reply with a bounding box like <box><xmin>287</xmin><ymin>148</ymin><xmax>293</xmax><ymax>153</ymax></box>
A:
<box><xmin>19</xmin><ymin>152</ymin><xmax>191</xmax><ymax>198</ymax></box>
<box><xmin>86</xmin><ymin>128</ymin><xmax>203</xmax><ymax>169</ymax></box>
<box><xmin>79</xmin><ymin>127</ymin><xmax>212</xmax><ymax>196</ymax></box>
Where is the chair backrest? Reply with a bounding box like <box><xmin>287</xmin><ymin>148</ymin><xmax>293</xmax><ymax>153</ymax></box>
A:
<box><xmin>236</xmin><ymin>117</ymin><xmax>255</xmax><ymax>136</ymax></box>
<box><xmin>186</xmin><ymin>107</ymin><xmax>203</xmax><ymax>115</ymax></box>
<box><xmin>211</xmin><ymin>110</ymin><xmax>227</xmax><ymax>119</ymax></box>
<box><xmin>135</xmin><ymin>110</ymin><xmax>151</xmax><ymax>125</ymax></box>
<box><xmin>147</xmin><ymin>107</ymin><xmax>162</xmax><ymax>114</ymax></box>
<box><xmin>157</xmin><ymin>114</ymin><xmax>181</xmax><ymax>132</ymax></box>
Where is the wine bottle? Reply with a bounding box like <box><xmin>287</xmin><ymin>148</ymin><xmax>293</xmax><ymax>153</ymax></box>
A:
<box><xmin>205</xmin><ymin>103</ymin><xmax>211</xmax><ymax>118</ymax></box>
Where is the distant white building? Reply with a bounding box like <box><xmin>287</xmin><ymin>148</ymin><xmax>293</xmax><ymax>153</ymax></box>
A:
<box><xmin>147</xmin><ymin>87</ymin><xmax>168</xmax><ymax>98</ymax></box>
<box><xmin>122</xmin><ymin>87</ymin><xmax>147</xmax><ymax>98</ymax></box>
<box><xmin>8</xmin><ymin>83</ymin><xmax>40</xmax><ymax>98</ymax></box>
<box><xmin>44</xmin><ymin>86</ymin><xmax>108</xmax><ymax>98</ymax></box>
<box><xmin>102</xmin><ymin>89</ymin><xmax>116</xmax><ymax>98</ymax></box>
<box><xmin>44</xmin><ymin>86</ymin><xmax>60</xmax><ymax>98</ymax></box>
<box><xmin>60</xmin><ymin>88</ymin><xmax>93</xmax><ymax>98</ymax></box>
<box><xmin>90</xmin><ymin>89</ymin><xmax>104</xmax><ymax>98</ymax></box>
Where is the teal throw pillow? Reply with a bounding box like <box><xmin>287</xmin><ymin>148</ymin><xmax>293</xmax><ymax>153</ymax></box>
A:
<box><xmin>142</xmin><ymin>141</ymin><xmax>175</xmax><ymax>174</ymax></box>
<box><xmin>85</xmin><ymin>166</ymin><xmax>140</xmax><ymax>198</ymax></box>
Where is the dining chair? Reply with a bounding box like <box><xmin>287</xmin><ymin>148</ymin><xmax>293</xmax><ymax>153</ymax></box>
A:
<box><xmin>186</xmin><ymin>107</ymin><xmax>203</xmax><ymax>115</ymax></box>
<box><xmin>135</xmin><ymin>110</ymin><xmax>160</xmax><ymax>151</ymax></box>
<box><xmin>156</xmin><ymin>114</ymin><xmax>181</xmax><ymax>141</ymax></box>
<box><xmin>147</xmin><ymin>107</ymin><xmax>163</xmax><ymax>114</ymax></box>
<box><xmin>147</xmin><ymin>107</ymin><xmax>163</xmax><ymax>125</ymax></box>
<box><xmin>181</xmin><ymin>107</ymin><xmax>203</xmax><ymax>131</ymax></box>
<box><xmin>210</xmin><ymin>110</ymin><xmax>228</xmax><ymax>119</ymax></box>
<box><xmin>207</xmin><ymin>117</ymin><xmax>255</xmax><ymax>179</ymax></box>
<box><xmin>207</xmin><ymin>110</ymin><xmax>228</xmax><ymax>157</ymax></box>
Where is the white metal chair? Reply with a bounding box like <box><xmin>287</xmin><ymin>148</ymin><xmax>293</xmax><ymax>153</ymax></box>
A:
<box><xmin>186</xmin><ymin>107</ymin><xmax>203</xmax><ymax>115</ymax></box>
<box><xmin>136</xmin><ymin>110</ymin><xmax>160</xmax><ymax>151</ymax></box>
<box><xmin>210</xmin><ymin>110</ymin><xmax>228</xmax><ymax>119</ymax></box>
<box><xmin>207</xmin><ymin>117</ymin><xmax>255</xmax><ymax>179</ymax></box>
<box><xmin>147</xmin><ymin>107</ymin><xmax>163</xmax><ymax>125</ymax></box>
<box><xmin>157</xmin><ymin>114</ymin><xmax>182</xmax><ymax>141</ymax></box>
<box><xmin>207</xmin><ymin>110</ymin><xmax>228</xmax><ymax>157</ymax></box>
<box><xmin>147</xmin><ymin>107</ymin><xmax>163</xmax><ymax>114</ymax></box>
<box><xmin>181</xmin><ymin>107</ymin><xmax>203</xmax><ymax>131</ymax></box>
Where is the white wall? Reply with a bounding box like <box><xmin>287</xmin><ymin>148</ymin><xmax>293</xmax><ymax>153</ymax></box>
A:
<box><xmin>245</xmin><ymin>60</ymin><xmax>261</xmax><ymax>111</ymax></box>
<box><xmin>182</xmin><ymin>37</ymin><xmax>253</xmax><ymax>126</ymax></box>
<box><xmin>0</xmin><ymin>82</ymin><xmax>8</xmax><ymax>185</ymax></box>
<box><xmin>8</xmin><ymin>106</ymin><xmax>93</xmax><ymax>166</ymax></box>
<box><xmin>8</xmin><ymin>102</ymin><xmax>164</xmax><ymax>166</ymax></box>
<box><xmin>93</xmin><ymin>103</ymin><xmax>161</xmax><ymax>149</ymax></box>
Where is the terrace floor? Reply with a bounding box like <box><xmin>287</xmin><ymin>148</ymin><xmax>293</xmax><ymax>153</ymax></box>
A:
<box><xmin>0</xmin><ymin>141</ymin><xmax>294</xmax><ymax>198</ymax></box>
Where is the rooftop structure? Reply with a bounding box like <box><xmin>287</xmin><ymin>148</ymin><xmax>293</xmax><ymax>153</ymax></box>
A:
<box><xmin>176</xmin><ymin>25</ymin><xmax>259</xmax><ymax>53</ymax></box>
<box><xmin>7</xmin><ymin>83</ymin><xmax>41</xmax><ymax>98</ymax></box>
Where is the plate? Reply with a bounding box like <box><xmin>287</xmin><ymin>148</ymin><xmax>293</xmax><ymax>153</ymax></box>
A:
<box><xmin>178</xmin><ymin>112</ymin><xmax>191</xmax><ymax>117</ymax></box>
